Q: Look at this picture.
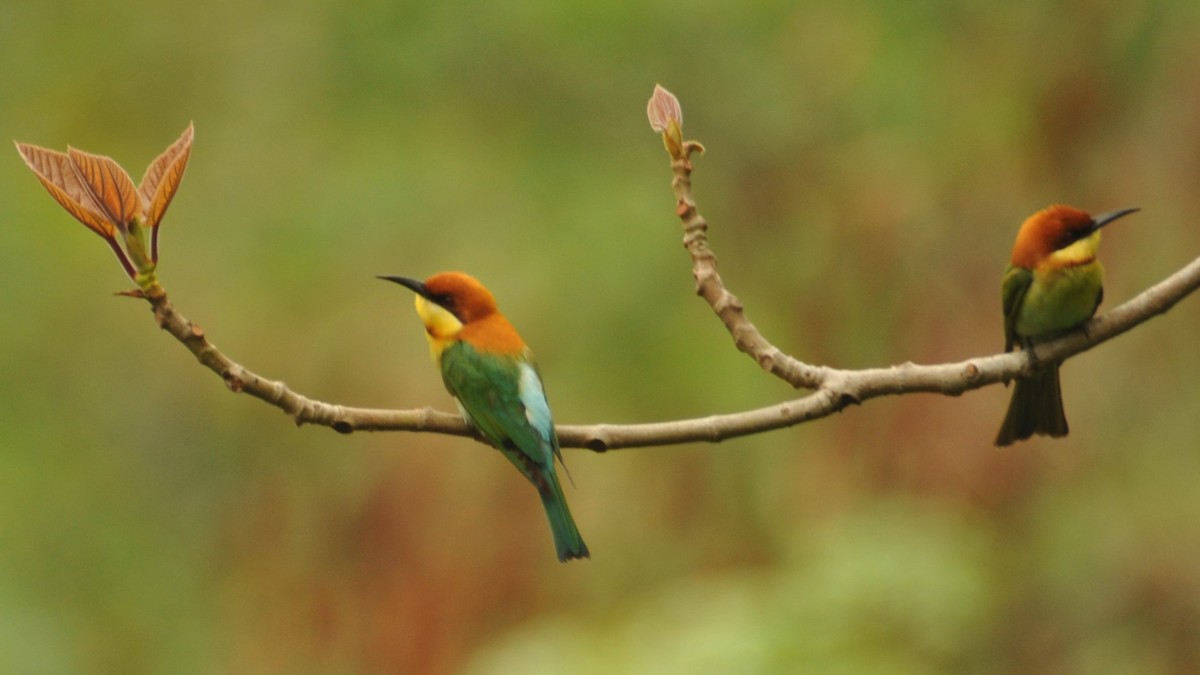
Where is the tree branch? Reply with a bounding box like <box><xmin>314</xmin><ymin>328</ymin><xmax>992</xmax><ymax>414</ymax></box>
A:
<box><xmin>664</xmin><ymin>142</ymin><xmax>1200</xmax><ymax>394</ymax></box>
<box><xmin>128</xmin><ymin>90</ymin><xmax>1200</xmax><ymax>452</ymax></box>
<box><xmin>29</xmin><ymin>94</ymin><xmax>1195</xmax><ymax>454</ymax></box>
<box><xmin>140</xmin><ymin>191</ymin><xmax>1200</xmax><ymax>451</ymax></box>
<box><xmin>146</xmin><ymin>292</ymin><xmax>476</xmax><ymax>438</ymax></box>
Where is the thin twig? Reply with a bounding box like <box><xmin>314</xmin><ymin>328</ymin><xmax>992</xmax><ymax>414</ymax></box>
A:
<box><xmin>669</xmin><ymin>151</ymin><xmax>825</xmax><ymax>390</ymax></box>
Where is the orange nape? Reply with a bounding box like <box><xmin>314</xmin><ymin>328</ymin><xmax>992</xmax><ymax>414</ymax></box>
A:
<box><xmin>1010</xmin><ymin>205</ymin><xmax>1097</xmax><ymax>268</ymax></box>
<box><xmin>377</xmin><ymin>269</ymin><xmax>589</xmax><ymax>561</ymax></box>
<box><xmin>421</xmin><ymin>272</ymin><xmax>528</xmax><ymax>355</ymax></box>
<box><xmin>995</xmin><ymin>204</ymin><xmax>1138</xmax><ymax>446</ymax></box>
<box><xmin>1009</xmin><ymin>204</ymin><xmax>1138</xmax><ymax>269</ymax></box>
<box><xmin>378</xmin><ymin>272</ymin><xmax>529</xmax><ymax>357</ymax></box>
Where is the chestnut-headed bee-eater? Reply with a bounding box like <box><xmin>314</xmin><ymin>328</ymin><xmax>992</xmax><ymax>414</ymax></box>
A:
<box><xmin>380</xmin><ymin>271</ymin><xmax>589</xmax><ymax>562</ymax></box>
<box><xmin>995</xmin><ymin>205</ymin><xmax>1139</xmax><ymax>446</ymax></box>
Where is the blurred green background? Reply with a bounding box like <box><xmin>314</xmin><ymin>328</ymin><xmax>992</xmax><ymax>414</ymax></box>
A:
<box><xmin>4</xmin><ymin>0</ymin><xmax>1200</xmax><ymax>673</ymax></box>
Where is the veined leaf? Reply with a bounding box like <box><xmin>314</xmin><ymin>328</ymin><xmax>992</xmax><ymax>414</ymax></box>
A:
<box><xmin>139</xmin><ymin>122</ymin><xmax>193</xmax><ymax>229</ymax></box>
<box><xmin>66</xmin><ymin>147</ymin><xmax>142</xmax><ymax>232</ymax></box>
<box><xmin>14</xmin><ymin>141</ymin><xmax>116</xmax><ymax>238</ymax></box>
<box><xmin>646</xmin><ymin>84</ymin><xmax>682</xmax><ymax>133</ymax></box>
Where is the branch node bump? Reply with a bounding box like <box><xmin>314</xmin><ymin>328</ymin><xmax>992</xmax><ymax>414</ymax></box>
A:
<box><xmin>289</xmin><ymin>400</ymin><xmax>309</xmax><ymax>426</ymax></box>
<box><xmin>222</xmin><ymin>370</ymin><xmax>244</xmax><ymax>393</ymax></box>
<box><xmin>758</xmin><ymin>350</ymin><xmax>777</xmax><ymax>371</ymax></box>
<box><xmin>715</xmin><ymin>292</ymin><xmax>742</xmax><ymax>314</ymax></box>
<box><xmin>962</xmin><ymin>362</ymin><xmax>981</xmax><ymax>382</ymax></box>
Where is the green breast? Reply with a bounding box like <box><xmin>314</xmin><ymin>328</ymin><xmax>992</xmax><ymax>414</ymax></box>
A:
<box><xmin>1014</xmin><ymin>260</ymin><xmax>1104</xmax><ymax>339</ymax></box>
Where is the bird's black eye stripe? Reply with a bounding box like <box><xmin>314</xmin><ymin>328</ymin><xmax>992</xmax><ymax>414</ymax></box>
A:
<box><xmin>431</xmin><ymin>293</ymin><xmax>461</xmax><ymax>317</ymax></box>
<box><xmin>1059</xmin><ymin>224</ymin><xmax>1094</xmax><ymax>249</ymax></box>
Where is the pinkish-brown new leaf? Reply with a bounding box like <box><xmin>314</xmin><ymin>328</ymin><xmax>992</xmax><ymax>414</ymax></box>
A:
<box><xmin>139</xmin><ymin>122</ymin><xmax>193</xmax><ymax>230</ymax></box>
<box><xmin>14</xmin><ymin>141</ymin><xmax>117</xmax><ymax>238</ymax></box>
<box><xmin>647</xmin><ymin>84</ymin><xmax>683</xmax><ymax>133</ymax></box>
<box><xmin>66</xmin><ymin>147</ymin><xmax>142</xmax><ymax>231</ymax></box>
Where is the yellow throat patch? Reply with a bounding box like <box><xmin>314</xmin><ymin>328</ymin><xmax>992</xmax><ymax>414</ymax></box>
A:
<box><xmin>414</xmin><ymin>295</ymin><xmax>462</xmax><ymax>360</ymax></box>
<box><xmin>1045</xmin><ymin>230</ymin><xmax>1100</xmax><ymax>269</ymax></box>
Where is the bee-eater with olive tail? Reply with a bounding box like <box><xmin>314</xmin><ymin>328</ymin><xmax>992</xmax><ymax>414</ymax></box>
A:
<box><xmin>379</xmin><ymin>271</ymin><xmax>589</xmax><ymax>562</ymax></box>
<box><xmin>996</xmin><ymin>205</ymin><xmax>1139</xmax><ymax>446</ymax></box>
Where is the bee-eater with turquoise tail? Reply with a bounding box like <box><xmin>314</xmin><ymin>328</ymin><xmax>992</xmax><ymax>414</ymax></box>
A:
<box><xmin>995</xmin><ymin>204</ymin><xmax>1139</xmax><ymax>446</ymax></box>
<box><xmin>380</xmin><ymin>271</ymin><xmax>589</xmax><ymax>562</ymax></box>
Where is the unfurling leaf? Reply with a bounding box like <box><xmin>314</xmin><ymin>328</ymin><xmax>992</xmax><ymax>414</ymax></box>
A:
<box><xmin>15</xmin><ymin>123</ymin><xmax>196</xmax><ymax>289</ymax></box>
<box><xmin>646</xmin><ymin>84</ymin><xmax>682</xmax><ymax>133</ymax></box>
<box><xmin>139</xmin><ymin>122</ymin><xmax>193</xmax><ymax>230</ymax></box>
<box><xmin>67</xmin><ymin>147</ymin><xmax>142</xmax><ymax>231</ymax></box>
<box><xmin>647</xmin><ymin>84</ymin><xmax>689</xmax><ymax>160</ymax></box>
<box><xmin>14</xmin><ymin>142</ymin><xmax>117</xmax><ymax>238</ymax></box>
<box><xmin>138</xmin><ymin>123</ymin><xmax>194</xmax><ymax>262</ymax></box>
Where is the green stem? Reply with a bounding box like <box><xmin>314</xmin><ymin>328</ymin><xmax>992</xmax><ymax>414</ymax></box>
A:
<box><xmin>124</xmin><ymin>220</ymin><xmax>159</xmax><ymax>291</ymax></box>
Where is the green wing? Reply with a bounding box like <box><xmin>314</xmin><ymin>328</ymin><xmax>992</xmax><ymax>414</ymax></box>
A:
<box><xmin>1001</xmin><ymin>264</ymin><xmax>1033</xmax><ymax>352</ymax></box>
<box><xmin>440</xmin><ymin>341</ymin><xmax>587</xmax><ymax>561</ymax></box>
<box><xmin>439</xmin><ymin>341</ymin><xmax>551</xmax><ymax>473</ymax></box>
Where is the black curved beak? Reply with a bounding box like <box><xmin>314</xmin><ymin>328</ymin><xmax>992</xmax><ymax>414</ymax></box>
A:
<box><xmin>1092</xmin><ymin>207</ymin><xmax>1140</xmax><ymax>232</ymax></box>
<box><xmin>377</xmin><ymin>275</ymin><xmax>430</xmax><ymax>298</ymax></box>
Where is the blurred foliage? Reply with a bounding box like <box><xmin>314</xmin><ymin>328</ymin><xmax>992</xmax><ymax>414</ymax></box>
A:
<box><xmin>3</xmin><ymin>0</ymin><xmax>1200</xmax><ymax>673</ymax></box>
